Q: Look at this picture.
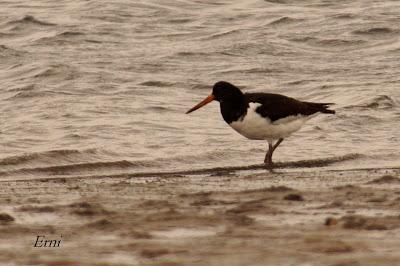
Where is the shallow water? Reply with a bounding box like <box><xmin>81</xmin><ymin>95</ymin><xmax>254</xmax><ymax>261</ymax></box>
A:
<box><xmin>0</xmin><ymin>0</ymin><xmax>399</xmax><ymax>180</ymax></box>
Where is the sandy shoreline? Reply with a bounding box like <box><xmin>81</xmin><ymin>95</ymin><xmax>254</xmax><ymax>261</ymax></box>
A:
<box><xmin>1</xmin><ymin>167</ymin><xmax>400</xmax><ymax>266</ymax></box>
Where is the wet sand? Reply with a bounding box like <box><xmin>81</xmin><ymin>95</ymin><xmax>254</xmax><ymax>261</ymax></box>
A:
<box><xmin>1</xmin><ymin>167</ymin><xmax>400</xmax><ymax>265</ymax></box>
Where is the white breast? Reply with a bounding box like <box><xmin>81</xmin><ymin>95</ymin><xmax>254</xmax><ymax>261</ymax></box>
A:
<box><xmin>229</xmin><ymin>102</ymin><xmax>310</xmax><ymax>141</ymax></box>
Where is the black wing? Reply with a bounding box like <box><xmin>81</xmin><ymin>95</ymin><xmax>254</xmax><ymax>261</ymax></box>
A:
<box><xmin>245</xmin><ymin>92</ymin><xmax>335</xmax><ymax>122</ymax></box>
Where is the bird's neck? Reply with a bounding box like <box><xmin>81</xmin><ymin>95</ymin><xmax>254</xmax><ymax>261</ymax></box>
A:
<box><xmin>220</xmin><ymin>100</ymin><xmax>248</xmax><ymax>124</ymax></box>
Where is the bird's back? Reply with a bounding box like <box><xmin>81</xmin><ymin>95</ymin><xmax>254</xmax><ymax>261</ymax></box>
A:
<box><xmin>244</xmin><ymin>92</ymin><xmax>335</xmax><ymax>122</ymax></box>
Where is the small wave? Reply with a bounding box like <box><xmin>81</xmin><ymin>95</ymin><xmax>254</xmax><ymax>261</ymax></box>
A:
<box><xmin>344</xmin><ymin>95</ymin><xmax>396</xmax><ymax>110</ymax></box>
<box><xmin>7</xmin><ymin>15</ymin><xmax>56</xmax><ymax>27</ymax></box>
<box><xmin>276</xmin><ymin>153</ymin><xmax>362</xmax><ymax>168</ymax></box>
<box><xmin>269</xmin><ymin>16</ymin><xmax>302</xmax><ymax>25</ymax></box>
<box><xmin>330</xmin><ymin>13</ymin><xmax>356</xmax><ymax>19</ymax></box>
<box><xmin>215</xmin><ymin>67</ymin><xmax>283</xmax><ymax>75</ymax></box>
<box><xmin>169</xmin><ymin>50</ymin><xmax>239</xmax><ymax>60</ymax></box>
<box><xmin>34</xmin><ymin>31</ymin><xmax>85</xmax><ymax>45</ymax></box>
<box><xmin>58</xmin><ymin>31</ymin><xmax>84</xmax><ymax>37</ymax></box>
<box><xmin>31</xmin><ymin>64</ymin><xmax>79</xmax><ymax>80</ymax></box>
<box><xmin>243</xmin><ymin>67</ymin><xmax>283</xmax><ymax>74</ymax></box>
<box><xmin>0</xmin><ymin>160</ymin><xmax>159</xmax><ymax>177</ymax></box>
<box><xmin>7</xmin><ymin>90</ymin><xmax>75</xmax><ymax>100</ymax></box>
<box><xmin>364</xmin><ymin>95</ymin><xmax>397</xmax><ymax>109</ymax></box>
<box><xmin>205</xmin><ymin>29</ymin><xmax>243</xmax><ymax>40</ymax></box>
<box><xmin>146</xmin><ymin>106</ymin><xmax>171</xmax><ymax>112</ymax></box>
<box><xmin>291</xmin><ymin>36</ymin><xmax>365</xmax><ymax>47</ymax></box>
<box><xmin>0</xmin><ymin>45</ymin><xmax>25</xmax><ymax>57</ymax></box>
<box><xmin>175</xmin><ymin>51</ymin><xmax>209</xmax><ymax>57</ymax></box>
<box><xmin>290</xmin><ymin>36</ymin><xmax>314</xmax><ymax>43</ymax></box>
<box><xmin>64</xmin><ymin>133</ymin><xmax>89</xmax><ymax>140</ymax></box>
<box><xmin>7</xmin><ymin>91</ymin><xmax>43</xmax><ymax>99</ymax></box>
<box><xmin>190</xmin><ymin>83</ymin><xmax>211</xmax><ymax>90</ymax></box>
<box><xmin>0</xmin><ymin>149</ymin><xmax>97</xmax><ymax>167</ymax></box>
<box><xmin>353</xmin><ymin>27</ymin><xmax>394</xmax><ymax>35</ymax></box>
<box><xmin>264</xmin><ymin>0</ymin><xmax>290</xmax><ymax>3</ymax></box>
<box><xmin>39</xmin><ymin>154</ymin><xmax>363</xmax><ymax>181</ymax></box>
<box><xmin>84</xmin><ymin>39</ymin><xmax>102</xmax><ymax>44</ymax></box>
<box><xmin>0</xmin><ymin>154</ymin><xmax>368</xmax><ymax>182</ymax></box>
<box><xmin>7</xmin><ymin>84</ymin><xmax>35</xmax><ymax>93</ymax></box>
<box><xmin>317</xmin><ymin>39</ymin><xmax>365</xmax><ymax>46</ymax></box>
<box><xmin>13</xmin><ymin>64</ymin><xmax>78</xmax><ymax>82</ymax></box>
<box><xmin>367</xmin><ymin>175</ymin><xmax>400</xmax><ymax>184</ymax></box>
<box><xmin>167</xmin><ymin>18</ymin><xmax>192</xmax><ymax>24</ymax></box>
<box><xmin>0</xmin><ymin>32</ymin><xmax>14</xmax><ymax>38</ymax></box>
<box><xmin>139</xmin><ymin>81</ymin><xmax>174</xmax><ymax>87</ymax></box>
<box><xmin>284</xmin><ymin>79</ymin><xmax>317</xmax><ymax>86</ymax></box>
<box><xmin>0</xmin><ymin>45</ymin><xmax>11</xmax><ymax>51</ymax></box>
<box><xmin>34</xmin><ymin>68</ymin><xmax>59</xmax><ymax>78</ymax></box>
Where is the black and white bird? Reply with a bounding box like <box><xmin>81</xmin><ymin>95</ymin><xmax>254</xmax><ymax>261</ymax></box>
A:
<box><xmin>186</xmin><ymin>81</ymin><xmax>335</xmax><ymax>169</ymax></box>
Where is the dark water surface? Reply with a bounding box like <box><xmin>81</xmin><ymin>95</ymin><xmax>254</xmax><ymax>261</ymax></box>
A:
<box><xmin>0</xmin><ymin>0</ymin><xmax>399</xmax><ymax>180</ymax></box>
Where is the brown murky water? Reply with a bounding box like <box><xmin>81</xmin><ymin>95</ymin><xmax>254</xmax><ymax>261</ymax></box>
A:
<box><xmin>0</xmin><ymin>0</ymin><xmax>399</xmax><ymax>181</ymax></box>
<box><xmin>1</xmin><ymin>1</ymin><xmax>400</xmax><ymax>265</ymax></box>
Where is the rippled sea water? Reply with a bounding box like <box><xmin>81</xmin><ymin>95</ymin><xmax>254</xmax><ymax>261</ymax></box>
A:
<box><xmin>0</xmin><ymin>0</ymin><xmax>399</xmax><ymax>180</ymax></box>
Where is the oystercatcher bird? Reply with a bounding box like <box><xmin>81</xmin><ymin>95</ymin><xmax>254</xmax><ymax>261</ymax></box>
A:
<box><xmin>186</xmin><ymin>81</ymin><xmax>335</xmax><ymax>169</ymax></box>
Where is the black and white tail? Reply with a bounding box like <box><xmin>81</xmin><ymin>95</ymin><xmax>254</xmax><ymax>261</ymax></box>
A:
<box><xmin>305</xmin><ymin>102</ymin><xmax>335</xmax><ymax>115</ymax></box>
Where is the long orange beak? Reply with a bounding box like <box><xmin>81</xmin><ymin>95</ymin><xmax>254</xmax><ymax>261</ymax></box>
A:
<box><xmin>186</xmin><ymin>95</ymin><xmax>215</xmax><ymax>114</ymax></box>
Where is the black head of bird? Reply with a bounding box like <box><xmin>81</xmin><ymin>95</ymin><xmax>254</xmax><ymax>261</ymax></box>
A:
<box><xmin>186</xmin><ymin>81</ymin><xmax>243</xmax><ymax>114</ymax></box>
